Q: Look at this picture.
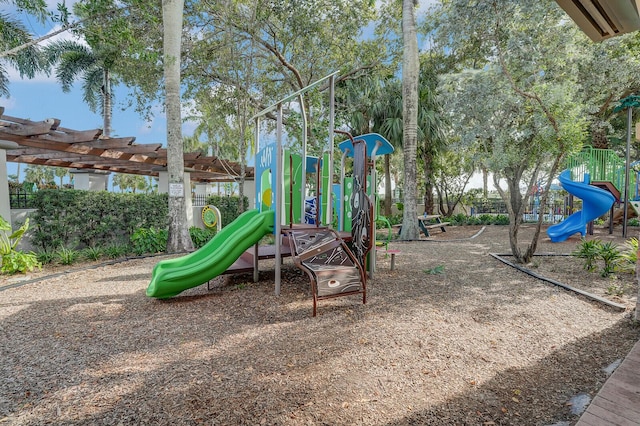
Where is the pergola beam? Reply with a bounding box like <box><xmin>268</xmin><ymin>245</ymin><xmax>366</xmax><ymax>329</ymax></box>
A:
<box><xmin>0</xmin><ymin>113</ymin><xmax>253</xmax><ymax>182</ymax></box>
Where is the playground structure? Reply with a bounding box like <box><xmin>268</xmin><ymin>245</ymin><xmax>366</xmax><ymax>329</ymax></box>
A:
<box><xmin>547</xmin><ymin>146</ymin><xmax>637</xmax><ymax>242</ymax></box>
<box><xmin>147</xmin><ymin>72</ymin><xmax>394</xmax><ymax>316</ymax></box>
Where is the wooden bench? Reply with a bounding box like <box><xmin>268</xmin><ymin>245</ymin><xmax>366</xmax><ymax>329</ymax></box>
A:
<box><xmin>393</xmin><ymin>218</ymin><xmax>450</xmax><ymax>237</ymax></box>
<box><xmin>421</xmin><ymin>222</ymin><xmax>450</xmax><ymax>236</ymax></box>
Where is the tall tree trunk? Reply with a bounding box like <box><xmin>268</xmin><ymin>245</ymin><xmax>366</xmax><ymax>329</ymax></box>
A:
<box><xmin>384</xmin><ymin>154</ymin><xmax>392</xmax><ymax>216</ymax></box>
<box><xmin>102</xmin><ymin>68</ymin><xmax>112</xmax><ymax>137</ymax></box>
<box><xmin>400</xmin><ymin>0</ymin><xmax>420</xmax><ymax>240</ymax></box>
<box><xmin>423</xmin><ymin>150</ymin><xmax>434</xmax><ymax>214</ymax></box>
<box><xmin>482</xmin><ymin>166</ymin><xmax>488</xmax><ymax>199</ymax></box>
<box><xmin>163</xmin><ymin>0</ymin><xmax>193</xmax><ymax>253</ymax></box>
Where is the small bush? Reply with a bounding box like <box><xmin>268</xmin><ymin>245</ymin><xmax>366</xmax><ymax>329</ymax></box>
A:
<box><xmin>1</xmin><ymin>251</ymin><xmax>41</xmax><ymax>274</ymax></box>
<box><xmin>35</xmin><ymin>248</ymin><xmax>56</xmax><ymax>265</ymax></box>
<box><xmin>1</xmin><ymin>216</ymin><xmax>41</xmax><ymax>274</ymax></box>
<box><xmin>477</xmin><ymin>214</ymin><xmax>495</xmax><ymax>224</ymax></box>
<box><xmin>494</xmin><ymin>215</ymin><xmax>509</xmax><ymax>225</ymax></box>
<box><xmin>104</xmin><ymin>243</ymin><xmax>130</xmax><ymax>259</ymax></box>
<box><xmin>599</xmin><ymin>242</ymin><xmax>621</xmax><ymax>277</ymax></box>
<box><xmin>449</xmin><ymin>213</ymin><xmax>467</xmax><ymax>225</ymax></box>
<box><xmin>189</xmin><ymin>227</ymin><xmax>217</xmax><ymax>249</ymax></box>
<box><xmin>131</xmin><ymin>228</ymin><xmax>168</xmax><ymax>255</ymax></box>
<box><xmin>82</xmin><ymin>246</ymin><xmax>104</xmax><ymax>261</ymax></box>
<box><xmin>55</xmin><ymin>246</ymin><xmax>80</xmax><ymax>265</ymax></box>
<box><xmin>572</xmin><ymin>239</ymin><xmax>602</xmax><ymax>272</ymax></box>
<box><xmin>572</xmin><ymin>238</ymin><xmax>623</xmax><ymax>277</ymax></box>
<box><xmin>617</xmin><ymin>237</ymin><xmax>638</xmax><ymax>274</ymax></box>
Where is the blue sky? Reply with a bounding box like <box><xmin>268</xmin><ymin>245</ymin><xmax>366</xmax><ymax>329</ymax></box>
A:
<box><xmin>2</xmin><ymin>0</ymin><xmax>443</xmax><ymax>185</ymax></box>
<box><xmin>0</xmin><ymin>1</ymin><xmax>187</xmax><ymax>181</ymax></box>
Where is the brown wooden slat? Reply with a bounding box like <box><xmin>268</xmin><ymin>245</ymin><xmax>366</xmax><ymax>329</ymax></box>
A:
<box><xmin>591</xmin><ymin>394</ymin><xmax>640</xmax><ymax>420</ymax></box>
<box><xmin>577</xmin><ymin>411</ymin><xmax>608</xmax><ymax>425</ymax></box>
<box><xmin>74</xmin><ymin>137</ymin><xmax>135</xmax><ymax>149</ymax></box>
<box><xmin>0</xmin><ymin>118</ymin><xmax>58</xmax><ymax>136</ymax></box>
<box><xmin>576</xmin><ymin>340</ymin><xmax>640</xmax><ymax>426</ymax></box>
<box><xmin>583</xmin><ymin>404</ymin><xmax>639</xmax><ymax>426</ymax></box>
<box><xmin>0</xmin><ymin>113</ymin><xmax>254</xmax><ymax>182</ymax></box>
<box><xmin>36</xmin><ymin>129</ymin><xmax>102</xmax><ymax>143</ymax></box>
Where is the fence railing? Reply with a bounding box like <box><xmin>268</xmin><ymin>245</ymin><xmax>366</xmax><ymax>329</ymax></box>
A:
<box><xmin>9</xmin><ymin>187</ymin><xmax>35</xmax><ymax>209</ymax></box>
<box><xmin>565</xmin><ymin>146</ymin><xmax>636</xmax><ymax>199</ymax></box>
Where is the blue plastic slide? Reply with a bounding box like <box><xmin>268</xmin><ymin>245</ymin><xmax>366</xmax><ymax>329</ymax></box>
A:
<box><xmin>547</xmin><ymin>170</ymin><xmax>615</xmax><ymax>243</ymax></box>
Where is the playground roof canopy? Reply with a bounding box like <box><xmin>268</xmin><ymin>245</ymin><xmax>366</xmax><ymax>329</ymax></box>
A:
<box><xmin>0</xmin><ymin>107</ymin><xmax>253</xmax><ymax>183</ymax></box>
<box><xmin>338</xmin><ymin>133</ymin><xmax>394</xmax><ymax>158</ymax></box>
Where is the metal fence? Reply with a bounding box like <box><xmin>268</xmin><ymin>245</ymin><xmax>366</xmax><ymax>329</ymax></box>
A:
<box><xmin>471</xmin><ymin>198</ymin><xmax>571</xmax><ymax>223</ymax></box>
<box><xmin>9</xmin><ymin>187</ymin><xmax>35</xmax><ymax>209</ymax></box>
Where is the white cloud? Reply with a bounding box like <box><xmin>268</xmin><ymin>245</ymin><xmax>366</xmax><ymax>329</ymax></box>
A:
<box><xmin>0</xmin><ymin>96</ymin><xmax>17</xmax><ymax>109</ymax></box>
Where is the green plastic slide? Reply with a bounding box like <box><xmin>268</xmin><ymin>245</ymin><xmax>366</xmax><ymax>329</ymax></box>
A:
<box><xmin>146</xmin><ymin>209</ymin><xmax>275</xmax><ymax>299</ymax></box>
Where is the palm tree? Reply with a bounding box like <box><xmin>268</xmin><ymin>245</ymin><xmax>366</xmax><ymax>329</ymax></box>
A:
<box><xmin>163</xmin><ymin>0</ymin><xmax>193</xmax><ymax>253</ymax></box>
<box><xmin>24</xmin><ymin>165</ymin><xmax>54</xmax><ymax>188</ymax></box>
<box><xmin>0</xmin><ymin>8</ymin><xmax>45</xmax><ymax>96</ymax></box>
<box><xmin>400</xmin><ymin>0</ymin><xmax>420</xmax><ymax>240</ymax></box>
<box><xmin>44</xmin><ymin>40</ymin><xmax>116</xmax><ymax>136</ymax></box>
<box><xmin>416</xmin><ymin>54</ymin><xmax>448</xmax><ymax>215</ymax></box>
<box><xmin>336</xmin><ymin>75</ymin><xmax>400</xmax><ymax>216</ymax></box>
<box><xmin>53</xmin><ymin>167</ymin><xmax>68</xmax><ymax>187</ymax></box>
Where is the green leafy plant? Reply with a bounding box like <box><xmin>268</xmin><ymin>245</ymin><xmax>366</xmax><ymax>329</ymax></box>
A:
<box><xmin>1</xmin><ymin>216</ymin><xmax>41</xmax><ymax>274</ymax></box>
<box><xmin>598</xmin><ymin>242</ymin><xmax>621</xmax><ymax>277</ymax></box>
<box><xmin>617</xmin><ymin>237</ymin><xmax>638</xmax><ymax>274</ymax></box>
<box><xmin>1</xmin><ymin>251</ymin><xmax>41</xmax><ymax>274</ymax></box>
<box><xmin>424</xmin><ymin>265</ymin><xmax>445</xmax><ymax>275</ymax></box>
<box><xmin>493</xmin><ymin>215</ymin><xmax>509</xmax><ymax>225</ymax></box>
<box><xmin>189</xmin><ymin>227</ymin><xmax>217</xmax><ymax>249</ymax></box>
<box><xmin>55</xmin><ymin>246</ymin><xmax>80</xmax><ymax>266</ymax></box>
<box><xmin>606</xmin><ymin>281</ymin><xmax>631</xmax><ymax>297</ymax></box>
<box><xmin>35</xmin><ymin>248</ymin><xmax>56</xmax><ymax>265</ymax></box>
<box><xmin>131</xmin><ymin>227</ymin><xmax>168</xmax><ymax>255</ymax></box>
<box><xmin>104</xmin><ymin>243</ymin><xmax>130</xmax><ymax>259</ymax></box>
<box><xmin>572</xmin><ymin>239</ymin><xmax>602</xmax><ymax>272</ymax></box>
<box><xmin>82</xmin><ymin>246</ymin><xmax>104</xmax><ymax>261</ymax></box>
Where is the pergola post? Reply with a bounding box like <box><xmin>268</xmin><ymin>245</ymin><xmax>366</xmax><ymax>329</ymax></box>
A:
<box><xmin>0</xmin><ymin>147</ymin><xmax>11</xmax><ymax>227</ymax></box>
<box><xmin>0</xmin><ymin>140</ymin><xmax>20</xmax><ymax>228</ymax></box>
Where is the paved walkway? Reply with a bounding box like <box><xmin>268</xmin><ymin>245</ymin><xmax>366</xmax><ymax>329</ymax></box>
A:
<box><xmin>576</xmin><ymin>339</ymin><xmax>640</xmax><ymax>425</ymax></box>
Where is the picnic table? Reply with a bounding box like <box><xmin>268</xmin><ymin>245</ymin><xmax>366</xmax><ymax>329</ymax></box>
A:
<box><xmin>392</xmin><ymin>214</ymin><xmax>450</xmax><ymax>237</ymax></box>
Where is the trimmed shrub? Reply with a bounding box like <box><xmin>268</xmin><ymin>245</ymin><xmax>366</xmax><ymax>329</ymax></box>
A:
<box><xmin>30</xmin><ymin>190</ymin><xmax>168</xmax><ymax>251</ymax></box>
<box><xmin>206</xmin><ymin>195</ymin><xmax>249</xmax><ymax>227</ymax></box>
<box><xmin>189</xmin><ymin>227</ymin><xmax>217</xmax><ymax>249</ymax></box>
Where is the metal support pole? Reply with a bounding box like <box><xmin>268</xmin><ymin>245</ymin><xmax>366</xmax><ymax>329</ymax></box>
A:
<box><xmin>369</xmin><ymin>142</ymin><xmax>381</xmax><ymax>278</ymax></box>
<box><xmin>327</xmin><ymin>75</ymin><xmax>335</xmax><ymax>226</ymax></box>
<box><xmin>299</xmin><ymin>94</ymin><xmax>307</xmax><ymax>223</ymax></box>
<box><xmin>624</xmin><ymin>106</ymin><xmax>632</xmax><ymax>238</ymax></box>
<box><xmin>275</xmin><ymin>104</ymin><xmax>283</xmax><ymax>295</ymax></box>
<box><xmin>339</xmin><ymin>149</ymin><xmax>349</xmax><ymax>231</ymax></box>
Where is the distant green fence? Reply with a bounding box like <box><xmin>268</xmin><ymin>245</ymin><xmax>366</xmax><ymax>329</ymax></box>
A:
<box><xmin>565</xmin><ymin>146</ymin><xmax>636</xmax><ymax>199</ymax></box>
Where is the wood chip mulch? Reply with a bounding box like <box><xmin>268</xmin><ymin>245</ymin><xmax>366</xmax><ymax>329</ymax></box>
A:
<box><xmin>1</xmin><ymin>224</ymin><xmax>638</xmax><ymax>425</ymax></box>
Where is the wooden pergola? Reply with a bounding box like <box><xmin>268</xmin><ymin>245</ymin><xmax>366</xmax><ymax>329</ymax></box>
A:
<box><xmin>0</xmin><ymin>107</ymin><xmax>254</xmax><ymax>183</ymax></box>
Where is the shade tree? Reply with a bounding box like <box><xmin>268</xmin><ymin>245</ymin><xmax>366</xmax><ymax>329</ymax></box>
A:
<box><xmin>433</xmin><ymin>0</ymin><xmax>588</xmax><ymax>263</ymax></box>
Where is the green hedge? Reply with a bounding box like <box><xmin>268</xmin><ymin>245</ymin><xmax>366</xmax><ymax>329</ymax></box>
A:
<box><xmin>206</xmin><ymin>195</ymin><xmax>249</xmax><ymax>227</ymax></box>
<box><xmin>30</xmin><ymin>190</ymin><xmax>169</xmax><ymax>250</ymax></box>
